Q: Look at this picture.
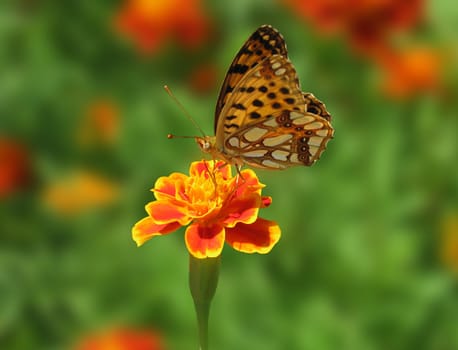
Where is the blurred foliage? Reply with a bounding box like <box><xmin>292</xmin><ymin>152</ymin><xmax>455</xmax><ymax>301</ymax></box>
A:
<box><xmin>0</xmin><ymin>0</ymin><xmax>457</xmax><ymax>349</ymax></box>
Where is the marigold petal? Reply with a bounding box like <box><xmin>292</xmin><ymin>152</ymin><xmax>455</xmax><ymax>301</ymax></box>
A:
<box><xmin>153</xmin><ymin>173</ymin><xmax>187</xmax><ymax>200</ymax></box>
<box><xmin>185</xmin><ymin>223</ymin><xmax>225</xmax><ymax>258</ymax></box>
<box><xmin>215</xmin><ymin>161</ymin><xmax>231</xmax><ymax>180</ymax></box>
<box><xmin>223</xmin><ymin>194</ymin><xmax>261</xmax><ymax>227</ymax></box>
<box><xmin>225</xmin><ymin>217</ymin><xmax>281</xmax><ymax>254</ymax></box>
<box><xmin>146</xmin><ymin>201</ymin><xmax>191</xmax><ymax>225</ymax></box>
<box><xmin>189</xmin><ymin>160</ymin><xmax>228</xmax><ymax>178</ymax></box>
<box><xmin>261</xmin><ymin>196</ymin><xmax>272</xmax><ymax>208</ymax></box>
<box><xmin>235</xmin><ymin>169</ymin><xmax>264</xmax><ymax>196</ymax></box>
<box><xmin>190</xmin><ymin>160</ymin><xmax>210</xmax><ymax>177</ymax></box>
<box><xmin>132</xmin><ymin>216</ymin><xmax>181</xmax><ymax>247</ymax></box>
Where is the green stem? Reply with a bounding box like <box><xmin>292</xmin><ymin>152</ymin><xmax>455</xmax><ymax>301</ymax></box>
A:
<box><xmin>189</xmin><ymin>254</ymin><xmax>221</xmax><ymax>350</ymax></box>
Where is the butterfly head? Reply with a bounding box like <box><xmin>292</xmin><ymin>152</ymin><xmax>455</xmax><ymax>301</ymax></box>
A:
<box><xmin>195</xmin><ymin>136</ymin><xmax>217</xmax><ymax>154</ymax></box>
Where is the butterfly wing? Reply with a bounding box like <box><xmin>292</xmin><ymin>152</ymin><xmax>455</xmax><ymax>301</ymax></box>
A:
<box><xmin>224</xmin><ymin>110</ymin><xmax>334</xmax><ymax>169</ymax></box>
<box><xmin>303</xmin><ymin>93</ymin><xmax>332</xmax><ymax>121</ymax></box>
<box><xmin>209</xmin><ymin>25</ymin><xmax>334</xmax><ymax>169</ymax></box>
<box><xmin>214</xmin><ymin>25</ymin><xmax>288</xmax><ymax>133</ymax></box>
<box><xmin>216</xmin><ymin>53</ymin><xmax>333</xmax><ymax>169</ymax></box>
<box><xmin>215</xmin><ymin>54</ymin><xmax>303</xmax><ymax>144</ymax></box>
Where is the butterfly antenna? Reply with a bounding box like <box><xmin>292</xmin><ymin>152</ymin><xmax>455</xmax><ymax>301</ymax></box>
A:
<box><xmin>164</xmin><ymin>85</ymin><xmax>206</xmax><ymax>137</ymax></box>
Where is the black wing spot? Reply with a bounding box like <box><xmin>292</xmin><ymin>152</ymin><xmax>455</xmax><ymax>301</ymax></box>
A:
<box><xmin>252</xmin><ymin>99</ymin><xmax>264</xmax><ymax>107</ymax></box>
<box><xmin>226</xmin><ymin>115</ymin><xmax>237</xmax><ymax>121</ymax></box>
<box><xmin>272</xmin><ymin>102</ymin><xmax>282</xmax><ymax>109</ymax></box>
<box><xmin>280</xmin><ymin>87</ymin><xmax>290</xmax><ymax>94</ymax></box>
<box><xmin>258</xmin><ymin>86</ymin><xmax>268</xmax><ymax>93</ymax></box>
<box><xmin>267</xmin><ymin>92</ymin><xmax>276</xmax><ymax>99</ymax></box>
<box><xmin>284</xmin><ymin>98</ymin><xmax>295</xmax><ymax>104</ymax></box>
<box><xmin>240</xmin><ymin>47</ymin><xmax>253</xmax><ymax>55</ymax></box>
<box><xmin>247</xmin><ymin>87</ymin><xmax>255</xmax><ymax>93</ymax></box>
<box><xmin>232</xmin><ymin>103</ymin><xmax>246</xmax><ymax>110</ymax></box>
<box><xmin>277</xmin><ymin>112</ymin><xmax>289</xmax><ymax>123</ymax></box>
<box><xmin>298</xmin><ymin>154</ymin><xmax>307</xmax><ymax>161</ymax></box>
<box><xmin>229</xmin><ymin>64</ymin><xmax>249</xmax><ymax>74</ymax></box>
<box><xmin>224</xmin><ymin>123</ymin><xmax>240</xmax><ymax>129</ymax></box>
<box><xmin>250</xmin><ymin>112</ymin><xmax>261</xmax><ymax>119</ymax></box>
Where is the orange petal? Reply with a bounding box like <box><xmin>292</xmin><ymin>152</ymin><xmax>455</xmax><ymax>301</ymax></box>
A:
<box><xmin>234</xmin><ymin>169</ymin><xmax>264</xmax><ymax>196</ymax></box>
<box><xmin>185</xmin><ymin>223</ymin><xmax>225</xmax><ymax>258</ymax></box>
<box><xmin>146</xmin><ymin>201</ymin><xmax>191</xmax><ymax>225</ymax></box>
<box><xmin>189</xmin><ymin>160</ymin><xmax>211</xmax><ymax>177</ymax></box>
<box><xmin>223</xmin><ymin>193</ymin><xmax>261</xmax><ymax>227</ymax></box>
<box><xmin>75</xmin><ymin>328</ymin><xmax>164</xmax><ymax>350</ymax></box>
<box><xmin>225</xmin><ymin>218</ymin><xmax>281</xmax><ymax>254</ymax></box>
<box><xmin>189</xmin><ymin>160</ymin><xmax>229</xmax><ymax>178</ymax></box>
<box><xmin>261</xmin><ymin>196</ymin><xmax>272</xmax><ymax>208</ymax></box>
<box><xmin>153</xmin><ymin>173</ymin><xmax>187</xmax><ymax>200</ymax></box>
<box><xmin>214</xmin><ymin>161</ymin><xmax>231</xmax><ymax>180</ymax></box>
<box><xmin>132</xmin><ymin>216</ymin><xmax>181</xmax><ymax>246</ymax></box>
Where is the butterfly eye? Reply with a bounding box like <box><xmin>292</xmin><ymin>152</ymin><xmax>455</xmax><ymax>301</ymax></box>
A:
<box><xmin>196</xmin><ymin>137</ymin><xmax>212</xmax><ymax>153</ymax></box>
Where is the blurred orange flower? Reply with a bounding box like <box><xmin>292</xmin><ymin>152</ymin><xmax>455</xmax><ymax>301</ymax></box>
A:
<box><xmin>75</xmin><ymin>328</ymin><xmax>164</xmax><ymax>350</ymax></box>
<box><xmin>42</xmin><ymin>171</ymin><xmax>120</xmax><ymax>215</ymax></box>
<box><xmin>132</xmin><ymin>160</ymin><xmax>281</xmax><ymax>258</ymax></box>
<box><xmin>115</xmin><ymin>0</ymin><xmax>210</xmax><ymax>54</ymax></box>
<box><xmin>78</xmin><ymin>99</ymin><xmax>119</xmax><ymax>146</ymax></box>
<box><xmin>0</xmin><ymin>137</ymin><xmax>32</xmax><ymax>198</ymax></box>
<box><xmin>284</xmin><ymin>0</ymin><xmax>424</xmax><ymax>54</ymax></box>
<box><xmin>377</xmin><ymin>46</ymin><xmax>443</xmax><ymax>99</ymax></box>
<box><xmin>188</xmin><ymin>63</ymin><xmax>218</xmax><ymax>94</ymax></box>
<box><xmin>440</xmin><ymin>214</ymin><xmax>458</xmax><ymax>274</ymax></box>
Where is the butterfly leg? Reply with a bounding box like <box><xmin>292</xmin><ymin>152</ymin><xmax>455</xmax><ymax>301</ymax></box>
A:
<box><xmin>234</xmin><ymin>164</ymin><xmax>246</xmax><ymax>185</ymax></box>
<box><xmin>213</xmin><ymin>161</ymin><xmax>245</xmax><ymax>184</ymax></box>
<box><xmin>202</xmin><ymin>159</ymin><xmax>219</xmax><ymax>191</ymax></box>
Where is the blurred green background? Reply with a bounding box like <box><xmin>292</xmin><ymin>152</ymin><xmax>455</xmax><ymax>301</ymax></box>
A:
<box><xmin>1</xmin><ymin>0</ymin><xmax>457</xmax><ymax>349</ymax></box>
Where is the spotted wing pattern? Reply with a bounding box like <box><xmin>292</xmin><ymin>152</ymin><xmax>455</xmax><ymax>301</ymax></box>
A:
<box><xmin>225</xmin><ymin>108</ymin><xmax>333</xmax><ymax>169</ymax></box>
<box><xmin>199</xmin><ymin>25</ymin><xmax>334</xmax><ymax>170</ymax></box>
<box><xmin>216</xmin><ymin>54</ymin><xmax>303</xmax><ymax>140</ymax></box>
<box><xmin>302</xmin><ymin>93</ymin><xmax>332</xmax><ymax>121</ymax></box>
<box><xmin>214</xmin><ymin>25</ymin><xmax>288</xmax><ymax>132</ymax></box>
<box><xmin>215</xmin><ymin>51</ymin><xmax>333</xmax><ymax>169</ymax></box>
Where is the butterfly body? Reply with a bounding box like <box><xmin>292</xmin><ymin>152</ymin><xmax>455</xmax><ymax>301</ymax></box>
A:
<box><xmin>197</xmin><ymin>25</ymin><xmax>334</xmax><ymax>170</ymax></box>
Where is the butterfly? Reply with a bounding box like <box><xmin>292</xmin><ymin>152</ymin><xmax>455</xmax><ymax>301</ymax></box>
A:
<box><xmin>196</xmin><ymin>25</ymin><xmax>334</xmax><ymax>170</ymax></box>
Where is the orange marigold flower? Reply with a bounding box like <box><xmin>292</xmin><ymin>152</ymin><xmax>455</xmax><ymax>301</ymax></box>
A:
<box><xmin>188</xmin><ymin>63</ymin><xmax>218</xmax><ymax>94</ymax></box>
<box><xmin>78</xmin><ymin>99</ymin><xmax>119</xmax><ymax>146</ymax></box>
<box><xmin>132</xmin><ymin>160</ymin><xmax>281</xmax><ymax>258</ymax></box>
<box><xmin>377</xmin><ymin>46</ymin><xmax>443</xmax><ymax>99</ymax></box>
<box><xmin>0</xmin><ymin>137</ymin><xmax>32</xmax><ymax>198</ymax></box>
<box><xmin>284</xmin><ymin>0</ymin><xmax>424</xmax><ymax>54</ymax></box>
<box><xmin>42</xmin><ymin>170</ymin><xmax>120</xmax><ymax>216</ymax></box>
<box><xmin>75</xmin><ymin>328</ymin><xmax>164</xmax><ymax>350</ymax></box>
<box><xmin>114</xmin><ymin>0</ymin><xmax>210</xmax><ymax>54</ymax></box>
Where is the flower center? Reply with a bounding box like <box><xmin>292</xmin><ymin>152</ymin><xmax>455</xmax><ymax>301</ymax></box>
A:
<box><xmin>185</xmin><ymin>168</ymin><xmax>234</xmax><ymax>217</ymax></box>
